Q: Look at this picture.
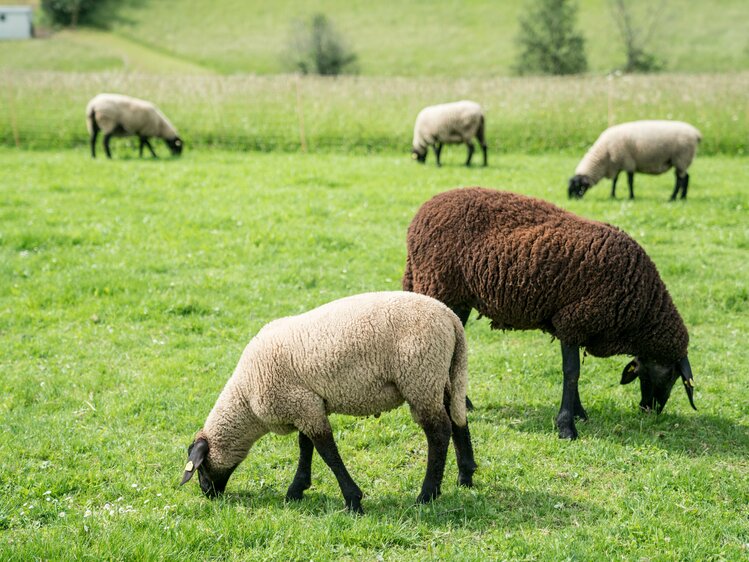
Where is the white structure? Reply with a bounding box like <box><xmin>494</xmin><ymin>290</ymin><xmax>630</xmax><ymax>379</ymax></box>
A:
<box><xmin>0</xmin><ymin>6</ymin><xmax>33</xmax><ymax>40</ymax></box>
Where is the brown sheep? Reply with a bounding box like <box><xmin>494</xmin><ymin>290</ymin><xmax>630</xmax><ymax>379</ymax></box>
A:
<box><xmin>403</xmin><ymin>187</ymin><xmax>696</xmax><ymax>440</ymax></box>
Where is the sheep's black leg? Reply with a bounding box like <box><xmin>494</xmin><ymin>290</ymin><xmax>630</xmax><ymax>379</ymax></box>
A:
<box><xmin>139</xmin><ymin>137</ymin><xmax>145</xmax><ymax>158</ymax></box>
<box><xmin>286</xmin><ymin>431</ymin><xmax>314</xmax><ymax>501</ymax></box>
<box><xmin>465</xmin><ymin>142</ymin><xmax>475</xmax><ymax>167</ymax></box>
<box><xmin>434</xmin><ymin>143</ymin><xmax>443</xmax><ymax>167</ymax></box>
<box><xmin>444</xmin><ymin>393</ymin><xmax>476</xmax><ymax>487</ymax></box>
<box><xmin>311</xmin><ymin>430</ymin><xmax>363</xmax><ymax>514</ymax></box>
<box><xmin>144</xmin><ymin>138</ymin><xmax>157</xmax><ymax>158</ymax></box>
<box><xmin>681</xmin><ymin>173</ymin><xmax>689</xmax><ymax>199</ymax></box>
<box><xmin>627</xmin><ymin>172</ymin><xmax>635</xmax><ymax>199</ymax></box>
<box><xmin>611</xmin><ymin>173</ymin><xmax>619</xmax><ymax>198</ymax></box>
<box><xmin>417</xmin><ymin>412</ymin><xmax>452</xmax><ymax>504</ymax></box>
<box><xmin>103</xmin><ymin>133</ymin><xmax>113</xmax><ymax>159</ymax></box>
<box><xmin>556</xmin><ymin>342</ymin><xmax>581</xmax><ymax>440</ymax></box>
<box><xmin>669</xmin><ymin>171</ymin><xmax>681</xmax><ymax>200</ymax></box>
<box><xmin>476</xmin><ymin>118</ymin><xmax>488</xmax><ymax>166</ymax></box>
<box><xmin>90</xmin><ymin>130</ymin><xmax>98</xmax><ymax>159</ymax></box>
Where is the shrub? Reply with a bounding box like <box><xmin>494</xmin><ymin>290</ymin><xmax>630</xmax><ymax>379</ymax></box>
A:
<box><xmin>41</xmin><ymin>0</ymin><xmax>97</xmax><ymax>27</ymax></box>
<box><xmin>514</xmin><ymin>0</ymin><xmax>588</xmax><ymax>75</ymax></box>
<box><xmin>284</xmin><ymin>13</ymin><xmax>358</xmax><ymax>76</ymax></box>
<box><xmin>609</xmin><ymin>0</ymin><xmax>666</xmax><ymax>73</ymax></box>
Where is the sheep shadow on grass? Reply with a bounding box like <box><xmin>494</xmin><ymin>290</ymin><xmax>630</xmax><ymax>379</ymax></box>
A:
<box><xmin>222</xmin><ymin>485</ymin><xmax>605</xmax><ymax>530</ymax></box>
<box><xmin>475</xmin><ymin>401</ymin><xmax>749</xmax><ymax>460</ymax></box>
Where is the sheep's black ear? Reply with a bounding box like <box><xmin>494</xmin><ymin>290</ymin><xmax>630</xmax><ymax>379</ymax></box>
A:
<box><xmin>620</xmin><ymin>359</ymin><xmax>639</xmax><ymax>385</ymax></box>
<box><xmin>676</xmin><ymin>356</ymin><xmax>697</xmax><ymax>411</ymax></box>
<box><xmin>180</xmin><ymin>438</ymin><xmax>209</xmax><ymax>485</ymax></box>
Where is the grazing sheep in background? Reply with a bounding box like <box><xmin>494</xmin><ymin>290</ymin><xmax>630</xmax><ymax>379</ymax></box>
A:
<box><xmin>85</xmin><ymin>93</ymin><xmax>183</xmax><ymax>159</ymax></box>
<box><xmin>181</xmin><ymin>291</ymin><xmax>476</xmax><ymax>514</ymax></box>
<box><xmin>412</xmin><ymin>100</ymin><xmax>487</xmax><ymax>167</ymax></box>
<box><xmin>568</xmin><ymin>120</ymin><xmax>701</xmax><ymax>201</ymax></box>
<box><xmin>403</xmin><ymin>188</ymin><xmax>696</xmax><ymax>440</ymax></box>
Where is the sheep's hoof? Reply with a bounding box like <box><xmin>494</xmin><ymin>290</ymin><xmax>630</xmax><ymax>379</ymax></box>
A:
<box><xmin>285</xmin><ymin>487</ymin><xmax>306</xmax><ymax>502</ymax></box>
<box><xmin>558</xmin><ymin>426</ymin><xmax>578</xmax><ymax>440</ymax></box>
<box><xmin>416</xmin><ymin>487</ymin><xmax>441</xmax><ymax>504</ymax></box>
<box><xmin>346</xmin><ymin>496</ymin><xmax>364</xmax><ymax>515</ymax></box>
<box><xmin>458</xmin><ymin>473</ymin><xmax>474</xmax><ymax>487</ymax></box>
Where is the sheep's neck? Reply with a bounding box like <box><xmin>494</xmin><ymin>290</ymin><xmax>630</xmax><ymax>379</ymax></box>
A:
<box><xmin>203</xmin><ymin>379</ymin><xmax>268</xmax><ymax>470</ymax></box>
<box><xmin>577</xmin><ymin>144</ymin><xmax>608</xmax><ymax>185</ymax></box>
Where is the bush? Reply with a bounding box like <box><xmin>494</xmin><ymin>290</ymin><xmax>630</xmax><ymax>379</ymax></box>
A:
<box><xmin>41</xmin><ymin>0</ymin><xmax>97</xmax><ymax>27</ymax></box>
<box><xmin>514</xmin><ymin>0</ymin><xmax>588</xmax><ymax>75</ymax></box>
<box><xmin>609</xmin><ymin>0</ymin><xmax>666</xmax><ymax>73</ymax></box>
<box><xmin>284</xmin><ymin>13</ymin><xmax>358</xmax><ymax>76</ymax></box>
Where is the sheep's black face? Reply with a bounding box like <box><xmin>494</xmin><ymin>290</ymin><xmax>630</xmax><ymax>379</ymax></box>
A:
<box><xmin>412</xmin><ymin>148</ymin><xmax>426</xmax><ymax>164</ymax></box>
<box><xmin>197</xmin><ymin>463</ymin><xmax>236</xmax><ymax>498</ymax></box>
<box><xmin>181</xmin><ymin>437</ymin><xmax>237</xmax><ymax>498</ymax></box>
<box><xmin>620</xmin><ymin>357</ymin><xmax>697</xmax><ymax>413</ymax></box>
<box><xmin>568</xmin><ymin>175</ymin><xmax>592</xmax><ymax>199</ymax></box>
<box><xmin>166</xmin><ymin>137</ymin><xmax>183</xmax><ymax>156</ymax></box>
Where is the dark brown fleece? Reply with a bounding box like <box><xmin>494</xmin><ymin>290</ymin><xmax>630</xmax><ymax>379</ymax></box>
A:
<box><xmin>403</xmin><ymin>188</ymin><xmax>688</xmax><ymax>362</ymax></box>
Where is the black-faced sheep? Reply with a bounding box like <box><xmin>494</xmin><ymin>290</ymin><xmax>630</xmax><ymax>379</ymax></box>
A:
<box><xmin>403</xmin><ymin>188</ymin><xmax>696</xmax><ymax>440</ymax></box>
<box><xmin>412</xmin><ymin>100</ymin><xmax>487</xmax><ymax>167</ymax></box>
<box><xmin>568</xmin><ymin>120</ymin><xmax>701</xmax><ymax>201</ymax></box>
<box><xmin>181</xmin><ymin>291</ymin><xmax>476</xmax><ymax>514</ymax></box>
<box><xmin>86</xmin><ymin>93</ymin><xmax>183</xmax><ymax>159</ymax></box>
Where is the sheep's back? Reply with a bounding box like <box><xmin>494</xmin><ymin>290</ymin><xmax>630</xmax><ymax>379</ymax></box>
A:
<box><xmin>87</xmin><ymin>93</ymin><xmax>172</xmax><ymax>138</ymax></box>
<box><xmin>415</xmin><ymin>101</ymin><xmax>483</xmax><ymax>144</ymax></box>
<box><xmin>238</xmin><ymin>292</ymin><xmax>459</xmax><ymax>417</ymax></box>
<box><xmin>406</xmin><ymin>188</ymin><xmax>677</xmax><ymax>356</ymax></box>
<box><xmin>598</xmin><ymin>120</ymin><xmax>701</xmax><ymax>173</ymax></box>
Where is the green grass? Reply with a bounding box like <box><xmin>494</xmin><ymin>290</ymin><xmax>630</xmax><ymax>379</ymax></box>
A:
<box><xmin>1</xmin><ymin>148</ymin><xmax>748</xmax><ymax>560</ymax></box>
<box><xmin>3</xmin><ymin>70</ymin><xmax>748</xmax><ymax>155</ymax></box>
<box><xmin>4</xmin><ymin>0</ymin><xmax>749</xmax><ymax>76</ymax></box>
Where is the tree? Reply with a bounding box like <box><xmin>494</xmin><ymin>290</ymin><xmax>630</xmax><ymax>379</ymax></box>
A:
<box><xmin>285</xmin><ymin>14</ymin><xmax>358</xmax><ymax>76</ymax></box>
<box><xmin>514</xmin><ymin>0</ymin><xmax>588</xmax><ymax>75</ymax></box>
<box><xmin>41</xmin><ymin>0</ymin><xmax>97</xmax><ymax>28</ymax></box>
<box><xmin>609</xmin><ymin>0</ymin><xmax>666</xmax><ymax>72</ymax></box>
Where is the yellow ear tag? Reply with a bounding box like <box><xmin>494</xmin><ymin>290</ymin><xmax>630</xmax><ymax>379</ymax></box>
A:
<box><xmin>628</xmin><ymin>365</ymin><xmax>636</xmax><ymax>373</ymax></box>
<box><xmin>184</xmin><ymin>461</ymin><xmax>194</xmax><ymax>472</ymax></box>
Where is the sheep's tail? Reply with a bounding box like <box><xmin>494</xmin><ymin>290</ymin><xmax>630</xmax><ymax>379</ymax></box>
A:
<box><xmin>86</xmin><ymin>107</ymin><xmax>98</xmax><ymax>137</ymax></box>
<box><xmin>447</xmin><ymin>311</ymin><xmax>468</xmax><ymax>427</ymax></box>
<box><xmin>476</xmin><ymin>114</ymin><xmax>486</xmax><ymax>146</ymax></box>
<box><xmin>402</xmin><ymin>255</ymin><xmax>414</xmax><ymax>292</ymax></box>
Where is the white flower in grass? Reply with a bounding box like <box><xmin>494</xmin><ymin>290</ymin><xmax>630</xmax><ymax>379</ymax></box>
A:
<box><xmin>58</xmin><ymin>512</ymin><xmax>66</xmax><ymax>518</ymax></box>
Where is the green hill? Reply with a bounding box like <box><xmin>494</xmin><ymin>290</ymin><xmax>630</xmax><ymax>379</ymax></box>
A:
<box><xmin>2</xmin><ymin>0</ymin><xmax>749</xmax><ymax>75</ymax></box>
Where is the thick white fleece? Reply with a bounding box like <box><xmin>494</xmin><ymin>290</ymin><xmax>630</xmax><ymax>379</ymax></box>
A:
<box><xmin>575</xmin><ymin>120</ymin><xmax>701</xmax><ymax>184</ymax></box>
<box><xmin>86</xmin><ymin>93</ymin><xmax>179</xmax><ymax>140</ymax></box>
<box><xmin>412</xmin><ymin>100</ymin><xmax>484</xmax><ymax>152</ymax></box>
<box><xmin>198</xmin><ymin>291</ymin><xmax>468</xmax><ymax>470</ymax></box>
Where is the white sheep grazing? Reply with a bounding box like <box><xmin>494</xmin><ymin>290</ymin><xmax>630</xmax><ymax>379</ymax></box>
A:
<box><xmin>181</xmin><ymin>291</ymin><xmax>476</xmax><ymax>514</ymax></box>
<box><xmin>85</xmin><ymin>93</ymin><xmax>183</xmax><ymax>159</ymax></box>
<box><xmin>412</xmin><ymin>100</ymin><xmax>487</xmax><ymax>167</ymax></box>
<box><xmin>568</xmin><ymin>120</ymin><xmax>701</xmax><ymax>200</ymax></box>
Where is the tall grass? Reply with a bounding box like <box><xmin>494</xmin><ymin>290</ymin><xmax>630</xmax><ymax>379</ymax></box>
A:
<box><xmin>2</xmin><ymin>70</ymin><xmax>747</xmax><ymax>155</ymax></box>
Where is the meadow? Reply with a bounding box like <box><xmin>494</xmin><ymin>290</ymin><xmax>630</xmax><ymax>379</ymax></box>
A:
<box><xmin>1</xmin><ymin>147</ymin><xmax>748</xmax><ymax>560</ymax></box>
<box><xmin>3</xmin><ymin>70</ymin><xmax>748</xmax><ymax>155</ymax></box>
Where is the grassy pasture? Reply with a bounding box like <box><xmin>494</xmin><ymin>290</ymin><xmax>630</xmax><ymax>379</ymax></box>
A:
<box><xmin>3</xmin><ymin>0</ymin><xmax>749</xmax><ymax>76</ymax></box>
<box><xmin>1</xmin><ymin>148</ymin><xmax>748</xmax><ymax>560</ymax></box>
<box><xmin>2</xmin><ymin>70</ymin><xmax>748</xmax><ymax>155</ymax></box>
